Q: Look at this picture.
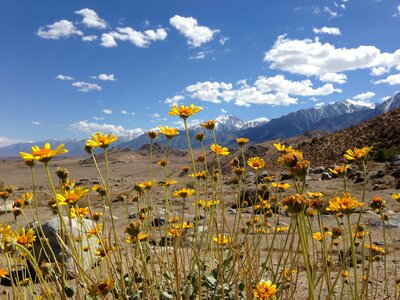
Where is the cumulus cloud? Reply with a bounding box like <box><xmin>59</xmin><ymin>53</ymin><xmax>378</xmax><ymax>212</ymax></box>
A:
<box><xmin>101</xmin><ymin>33</ymin><xmax>118</xmax><ymax>47</ymax></box>
<box><xmin>70</xmin><ymin>121</ymin><xmax>143</xmax><ymax>137</ymax></box>
<box><xmin>165</xmin><ymin>95</ymin><xmax>185</xmax><ymax>106</ymax></box>
<box><xmin>254</xmin><ymin>75</ymin><xmax>342</xmax><ymax>96</ymax></box>
<box><xmin>82</xmin><ymin>35</ymin><xmax>98</xmax><ymax>42</ymax></box>
<box><xmin>180</xmin><ymin>75</ymin><xmax>341</xmax><ymax>107</ymax></box>
<box><xmin>101</xmin><ymin>27</ymin><xmax>167</xmax><ymax>48</ymax></box>
<box><xmin>353</xmin><ymin>91</ymin><xmax>375</xmax><ymax>101</ymax></box>
<box><xmin>318</xmin><ymin>73</ymin><xmax>347</xmax><ymax>84</ymax></box>
<box><xmin>370</xmin><ymin>66</ymin><xmax>390</xmax><ymax>76</ymax></box>
<box><xmin>93</xmin><ymin>116</ymin><xmax>104</xmax><ymax>121</ymax></box>
<box><xmin>374</xmin><ymin>73</ymin><xmax>400</xmax><ymax>85</ymax></box>
<box><xmin>56</xmin><ymin>74</ymin><xmax>74</xmax><ymax>81</ymax></box>
<box><xmin>37</xmin><ymin>20</ymin><xmax>83</xmax><ymax>40</ymax></box>
<box><xmin>264</xmin><ymin>35</ymin><xmax>400</xmax><ymax>76</ymax></box>
<box><xmin>75</xmin><ymin>8</ymin><xmax>107</xmax><ymax>29</ymax></box>
<box><xmin>0</xmin><ymin>136</ymin><xmax>29</xmax><ymax>147</ymax></box>
<box><xmin>102</xmin><ymin>109</ymin><xmax>112</xmax><ymax>114</ymax></box>
<box><xmin>93</xmin><ymin>73</ymin><xmax>117</xmax><ymax>81</ymax></box>
<box><xmin>169</xmin><ymin>15</ymin><xmax>220</xmax><ymax>47</ymax></box>
<box><xmin>313</xmin><ymin>26</ymin><xmax>341</xmax><ymax>35</ymax></box>
<box><xmin>72</xmin><ymin>81</ymin><xmax>102</xmax><ymax>92</ymax></box>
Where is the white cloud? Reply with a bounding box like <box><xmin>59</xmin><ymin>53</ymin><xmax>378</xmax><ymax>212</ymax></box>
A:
<box><xmin>56</xmin><ymin>74</ymin><xmax>74</xmax><ymax>81</ymax></box>
<box><xmin>72</xmin><ymin>81</ymin><xmax>102</xmax><ymax>92</ymax></box>
<box><xmin>120</xmin><ymin>110</ymin><xmax>128</xmax><ymax>115</ymax></box>
<box><xmin>254</xmin><ymin>75</ymin><xmax>342</xmax><ymax>96</ymax></box>
<box><xmin>181</xmin><ymin>76</ymin><xmax>341</xmax><ymax>108</ymax></box>
<box><xmin>219</xmin><ymin>36</ymin><xmax>230</xmax><ymax>45</ymax></box>
<box><xmin>151</xmin><ymin>113</ymin><xmax>160</xmax><ymax>118</ymax></box>
<box><xmin>221</xmin><ymin>108</ymin><xmax>227</xmax><ymax>113</ymax></box>
<box><xmin>75</xmin><ymin>8</ymin><xmax>107</xmax><ymax>29</ymax></box>
<box><xmin>353</xmin><ymin>91</ymin><xmax>375</xmax><ymax>101</ymax></box>
<box><xmin>31</xmin><ymin>121</ymin><xmax>41</xmax><ymax>125</ymax></box>
<box><xmin>102</xmin><ymin>109</ymin><xmax>112</xmax><ymax>115</ymax></box>
<box><xmin>37</xmin><ymin>20</ymin><xmax>83</xmax><ymax>40</ymax></box>
<box><xmin>264</xmin><ymin>35</ymin><xmax>400</xmax><ymax>76</ymax></box>
<box><xmin>374</xmin><ymin>73</ymin><xmax>400</xmax><ymax>85</ymax></box>
<box><xmin>70</xmin><ymin>121</ymin><xmax>143</xmax><ymax>137</ymax></box>
<box><xmin>189</xmin><ymin>51</ymin><xmax>206</xmax><ymax>60</ymax></box>
<box><xmin>93</xmin><ymin>116</ymin><xmax>104</xmax><ymax>121</ymax></box>
<box><xmin>315</xmin><ymin>102</ymin><xmax>325</xmax><ymax>108</ymax></box>
<box><xmin>169</xmin><ymin>15</ymin><xmax>220</xmax><ymax>47</ymax></box>
<box><xmin>101</xmin><ymin>33</ymin><xmax>118</xmax><ymax>47</ymax></box>
<box><xmin>370</xmin><ymin>66</ymin><xmax>390</xmax><ymax>76</ymax></box>
<box><xmin>186</xmin><ymin>81</ymin><xmax>233</xmax><ymax>103</ymax></box>
<box><xmin>82</xmin><ymin>35</ymin><xmax>98</xmax><ymax>42</ymax></box>
<box><xmin>0</xmin><ymin>136</ymin><xmax>29</xmax><ymax>147</ymax></box>
<box><xmin>101</xmin><ymin>27</ymin><xmax>167</xmax><ymax>48</ymax></box>
<box><xmin>97</xmin><ymin>73</ymin><xmax>116</xmax><ymax>81</ymax></box>
<box><xmin>318</xmin><ymin>72</ymin><xmax>347</xmax><ymax>84</ymax></box>
<box><xmin>323</xmin><ymin>6</ymin><xmax>339</xmax><ymax>18</ymax></box>
<box><xmin>313</xmin><ymin>26</ymin><xmax>341</xmax><ymax>35</ymax></box>
<box><xmin>165</xmin><ymin>95</ymin><xmax>184</xmax><ymax>106</ymax></box>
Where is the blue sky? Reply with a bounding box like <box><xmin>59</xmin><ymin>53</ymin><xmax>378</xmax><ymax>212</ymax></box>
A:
<box><xmin>1</xmin><ymin>0</ymin><xmax>400</xmax><ymax>146</ymax></box>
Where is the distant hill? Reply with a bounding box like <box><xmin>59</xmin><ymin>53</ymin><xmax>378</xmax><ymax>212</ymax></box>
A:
<box><xmin>297</xmin><ymin>107</ymin><xmax>400</xmax><ymax>166</ymax></box>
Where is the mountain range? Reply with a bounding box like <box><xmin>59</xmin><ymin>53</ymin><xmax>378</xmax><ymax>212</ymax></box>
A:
<box><xmin>1</xmin><ymin>92</ymin><xmax>399</xmax><ymax>157</ymax></box>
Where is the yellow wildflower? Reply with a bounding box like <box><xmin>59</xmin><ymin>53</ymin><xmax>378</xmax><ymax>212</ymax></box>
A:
<box><xmin>271</xmin><ymin>182</ymin><xmax>290</xmax><ymax>190</ymax></box>
<box><xmin>12</xmin><ymin>228</ymin><xmax>36</xmax><ymax>248</ymax></box>
<box><xmin>172</xmin><ymin>188</ymin><xmax>195</xmax><ymax>199</ymax></box>
<box><xmin>210</xmin><ymin>143</ymin><xmax>229</xmax><ymax>155</ymax></box>
<box><xmin>0</xmin><ymin>268</ymin><xmax>8</xmax><ymax>278</ymax></box>
<box><xmin>253</xmin><ymin>280</ymin><xmax>277</xmax><ymax>299</ymax></box>
<box><xmin>326</xmin><ymin>193</ymin><xmax>363</xmax><ymax>215</ymax></box>
<box><xmin>391</xmin><ymin>193</ymin><xmax>400</xmax><ymax>202</ymax></box>
<box><xmin>329</xmin><ymin>165</ymin><xmax>349</xmax><ymax>177</ymax></box>
<box><xmin>168</xmin><ymin>228</ymin><xmax>182</xmax><ymax>238</ymax></box>
<box><xmin>159</xmin><ymin>126</ymin><xmax>179</xmax><ymax>139</ymax></box>
<box><xmin>344</xmin><ymin>146</ymin><xmax>373</xmax><ymax>161</ymax></box>
<box><xmin>86</xmin><ymin>132</ymin><xmax>118</xmax><ymax>150</ymax></box>
<box><xmin>364</xmin><ymin>243</ymin><xmax>385</xmax><ymax>255</ymax></box>
<box><xmin>307</xmin><ymin>191</ymin><xmax>324</xmax><ymax>198</ymax></box>
<box><xmin>200</xmin><ymin>120</ymin><xmax>216</xmax><ymax>130</ymax></box>
<box><xmin>247</xmin><ymin>156</ymin><xmax>266</xmax><ymax>170</ymax></box>
<box><xmin>213</xmin><ymin>234</ymin><xmax>232</xmax><ymax>245</ymax></box>
<box><xmin>169</xmin><ymin>104</ymin><xmax>202</xmax><ymax>119</ymax></box>
<box><xmin>20</xmin><ymin>143</ymin><xmax>68</xmax><ymax>163</ymax></box>
<box><xmin>274</xmin><ymin>143</ymin><xmax>293</xmax><ymax>154</ymax></box>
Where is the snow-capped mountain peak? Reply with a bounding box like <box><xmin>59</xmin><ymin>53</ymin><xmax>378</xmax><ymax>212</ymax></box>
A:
<box><xmin>242</xmin><ymin>117</ymin><xmax>270</xmax><ymax>130</ymax></box>
<box><xmin>215</xmin><ymin>115</ymin><xmax>245</xmax><ymax>130</ymax></box>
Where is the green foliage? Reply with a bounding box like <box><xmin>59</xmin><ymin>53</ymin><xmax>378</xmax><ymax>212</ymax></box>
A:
<box><xmin>372</xmin><ymin>148</ymin><xmax>400</xmax><ymax>162</ymax></box>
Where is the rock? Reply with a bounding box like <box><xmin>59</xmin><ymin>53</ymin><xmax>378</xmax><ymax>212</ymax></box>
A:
<box><xmin>370</xmin><ymin>170</ymin><xmax>385</xmax><ymax>179</ymax></box>
<box><xmin>311</xmin><ymin>166</ymin><xmax>325</xmax><ymax>174</ymax></box>
<box><xmin>321</xmin><ymin>172</ymin><xmax>332</xmax><ymax>180</ymax></box>
<box><xmin>152</xmin><ymin>217</ymin><xmax>165</xmax><ymax>227</ymax></box>
<box><xmin>232</xmin><ymin>189</ymin><xmax>269</xmax><ymax>208</ymax></box>
<box><xmin>257</xmin><ymin>171</ymin><xmax>270</xmax><ymax>183</ymax></box>
<box><xmin>31</xmin><ymin>216</ymin><xmax>99</xmax><ymax>278</ymax></box>
<box><xmin>392</xmin><ymin>155</ymin><xmax>400</xmax><ymax>166</ymax></box>
<box><xmin>280</xmin><ymin>173</ymin><xmax>292</xmax><ymax>181</ymax></box>
<box><xmin>0</xmin><ymin>201</ymin><xmax>13</xmax><ymax>214</ymax></box>
<box><xmin>354</xmin><ymin>172</ymin><xmax>365</xmax><ymax>183</ymax></box>
<box><xmin>367</xmin><ymin>216</ymin><xmax>400</xmax><ymax>229</ymax></box>
<box><xmin>392</xmin><ymin>169</ymin><xmax>400</xmax><ymax>179</ymax></box>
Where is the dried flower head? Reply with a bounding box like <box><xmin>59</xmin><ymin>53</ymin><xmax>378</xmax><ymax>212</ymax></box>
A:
<box><xmin>277</xmin><ymin>150</ymin><xmax>303</xmax><ymax>168</ymax></box>
<box><xmin>236</xmin><ymin>137</ymin><xmax>249</xmax><ymax>146</ymax></box>
<box><xmin>200</xmin><ymin>120</ymin><xmax>216</xmax><ymax>130</ymax></box>
<box><xmin>282</xmin><ymin>194</ymin><xmax>309</xmax><ymax>215</ymax></box>
<box><xmin>369</xmin><ymin>196</ymin><xmax>386</xmax><ymax>212</ymax></box>
<box><xmin>147</xmin><ymin>131</ymin><xmax>158</xmax><ymax>139</ymax></box>
<box><xmin>194</xmin><ymin>133</ymin><xmax>205</xmax><ymax>142</ymax></box>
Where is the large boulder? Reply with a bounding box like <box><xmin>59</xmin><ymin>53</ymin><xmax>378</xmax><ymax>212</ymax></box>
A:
<box><xmin>31</xmin><ymin>216</ymin><xmax>99</xmax><ymax>278</ymax></box>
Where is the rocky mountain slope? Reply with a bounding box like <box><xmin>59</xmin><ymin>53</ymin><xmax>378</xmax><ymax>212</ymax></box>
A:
<box><xmin>297</xmin><ymin>108</ymin><xmax>400</xmax><ymax>166</ymax></box>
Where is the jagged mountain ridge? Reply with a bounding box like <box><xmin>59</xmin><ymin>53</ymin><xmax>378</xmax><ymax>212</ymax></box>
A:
<box><xmin>0</xmin><ymin>92</ymin><xmax>399</xmax><ymax>156</ymax></box>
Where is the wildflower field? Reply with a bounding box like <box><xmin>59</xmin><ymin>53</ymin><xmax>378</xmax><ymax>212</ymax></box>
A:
<box><xmin>0</xmin><ymin>104</ymin><xmax>399</xmax><ymax>299</ymax></box>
